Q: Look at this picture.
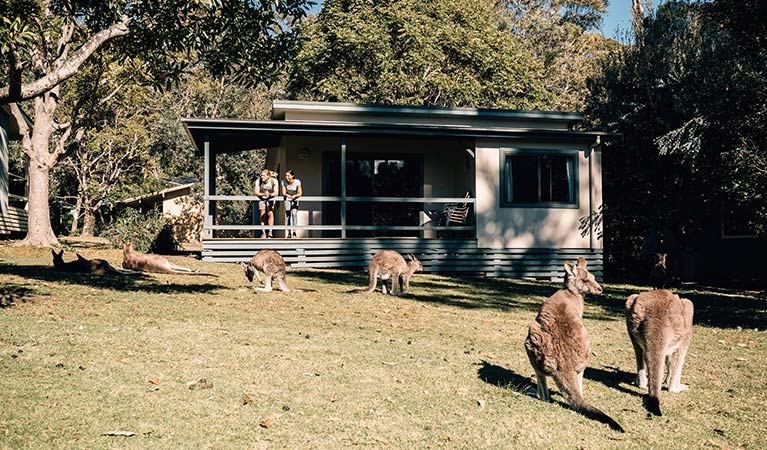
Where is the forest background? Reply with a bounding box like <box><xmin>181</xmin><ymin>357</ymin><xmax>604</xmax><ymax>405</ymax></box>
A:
<box><xmin>1</xmin><ymin>0</ymin><xmax>765</xmax><ymax>282</ymax></box>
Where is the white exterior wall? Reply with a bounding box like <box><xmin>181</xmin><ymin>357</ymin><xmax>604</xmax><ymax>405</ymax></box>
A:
<box><xmin>474</xmin><ymin>139</ymin><xmax>603</xmax><ymax>249</ymax></box>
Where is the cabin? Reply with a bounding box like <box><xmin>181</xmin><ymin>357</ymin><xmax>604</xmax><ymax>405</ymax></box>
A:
<box><xmin>183</xmin><ymin>101</ymin><xmax>610</xmax><ymax>279</ymax></box>
<box><xmin>120</xmin><ymin>179</ymin><xmax>202</xmax><ymax>243</ymax></box>
<box><xmin>0</xmin><ymin>105</ymin><xmax>29</xmax><ymax>238</ymax></box>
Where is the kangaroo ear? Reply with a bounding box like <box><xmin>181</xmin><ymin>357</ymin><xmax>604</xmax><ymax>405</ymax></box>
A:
<box><xmin>76</xmin><ymin>253</ymin><xmax>86</xmax><ymax>260</ymax></box>
<box><xmin>576</xmin><ymin>257</ymin><xmax>587</xmax><ymax>268</ymax></box>
<box><xmin>564</xmin><ymin>261</ymin><xmax>578</xmax><ymax>277</ymax></box>
<box><xmin>57</xmin><ymin>249</ymin><xmax>64</xmax><ymax>257</ymax></box>
<box><xmin>51</xmin><ymin>249</ymin><xmax>57</xmax><ymax>257</ymax></box>
<box><xmin>239</xmin><ymin>262</ymin><xmax>248</xmax><ymax>270</ymax></box>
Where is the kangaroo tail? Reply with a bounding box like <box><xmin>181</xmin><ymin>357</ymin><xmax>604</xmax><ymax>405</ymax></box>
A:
<box><xmin>646</xmin><ymin>341</ymin><xmax>666</xmax><ymax>416</ymax></box>
<box><xmin>353</xmin><ymin>271</ymin><xmax>377</xmax><ymax>294</ymax></box>
<box><xmin>555</xmin><ymin>372</ymin><xmax>625</xmax><ymax>432</ymax></box>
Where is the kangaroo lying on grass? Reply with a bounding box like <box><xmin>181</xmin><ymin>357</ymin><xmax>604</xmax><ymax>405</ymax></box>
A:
<box><xmin>525</xmin><ymin>257</ymin><xmax>624</xmax><ymax>432</ymax></box>
<box><xmin>121</xmin><ymin>242</ymin><xmax>199</xmax><ymax>275</ymax></box>
<box><xmin>626</xmin><ymin>289</ymin><xmax>694</xmax><ymax>416</ymax></box>
<box><xmin>52</xmin><ymin>249</ymin><xmax>136</xmax><ymax>275</ymax></box>
<box><xmin>240</xmin><ymin>249</ymin><xmax>313</xmax><ymax>292</ymax></box>
<box><xmin>355</xmin><ymin>250</ymin><xmax>423</xmax><ymax>296</ymax></box>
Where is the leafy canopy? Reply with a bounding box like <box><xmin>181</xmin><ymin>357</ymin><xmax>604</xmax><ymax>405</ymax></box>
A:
<box><xmin>288</xmin><ymin>0</ymin><xmax>550</xmax><ymax>109</ymax></box>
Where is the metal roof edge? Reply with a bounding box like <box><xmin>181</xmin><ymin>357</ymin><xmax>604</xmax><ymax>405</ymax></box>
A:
<box><xmin>120</xmin><ymin>183</ymin><xmax>196</xmax><ymax>205</ymax></box>
<box><xmin>182</xmin><ymin>118</ymin><xmax>617</xmax><ymax>138</ymax></box>
<box><xmin>270</xmin><ymin>100</ymin><xmax>584</xmax><ymax>123</ymax></box>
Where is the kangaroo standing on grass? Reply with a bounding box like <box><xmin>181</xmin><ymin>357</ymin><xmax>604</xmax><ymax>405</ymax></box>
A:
<box><xmin>650</xmin><ymin>252</ymin><xmax>670</xmax><ymax>289</ymax></box>
<box><xmin>626</xmin><ymin>289</ymin><xmax>694</xmax><ymax>416</ymax></box>
<box><xmin>240</xmin><ymin>249</ymin><xmax>312</xmax><ymax>292</ymax></box>
<box><xmin>525</xmin><ymin>257</ymin><xmax>624</xmax><ymax>432</ymax></box>
<box><xmin>122</xmin><ymin>242</ymin><xmax>197</xmax><ymax>274</ymax></box>
<box><xmin>356</xmin><ymin>250</ymin><xmax>423</xmax><ymax>295</ymax></box>
<box><xmin>52</xmin><ymin>249</ymin><xmax>136</xmax><ymax>275</ymax></box>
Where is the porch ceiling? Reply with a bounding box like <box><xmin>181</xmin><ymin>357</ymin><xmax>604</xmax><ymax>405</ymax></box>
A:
<box><xmin>182</xmin><ymin>118</ymin><xmax>620</xmax><ymax>155</ymax></box>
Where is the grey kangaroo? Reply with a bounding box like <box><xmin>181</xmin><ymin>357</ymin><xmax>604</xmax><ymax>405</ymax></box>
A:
<box><xmin>649</xmin><ymin>252</ymin><xmax>670</xmax><ymax>289</ymax></box>
<box><xmin>356</xmin><ymin>250</ymin><xmax>423</xmax><ymax>295</ymax></box>
<box><xmin>52</xmin><ymin>249</ymin><xmax>136</xmax><ymax>275</ymax></box>
<box><xmin>240</xmin><ymin>249</ymin><xmax>312</xmax><ymax>292</ymax></box>
<box><xmin>525</xmin><ymin>257</ymin><xmax>624</xmax><ymax>432</ymax></box>
<box><xmin>626</xmin><ymin>289</ymin><xmax>694</xmax><ymax>416</ymax></box>
<box><xmin>122</xmin><ymin>241</ymin><xmax>198</xmax><ymax>275</ymax></box>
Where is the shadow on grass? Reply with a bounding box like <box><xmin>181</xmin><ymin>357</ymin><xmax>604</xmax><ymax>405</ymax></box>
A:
<box><xmin>284</xmin><ymin>269</ymin><xmax>766</xmax><ymax>329</ymax></box>
<box><xmin>294</xmin><ymin>269</ymin><xmax>552</xmax><ymax>313</ymax></box>
<box><xmin>0</xmin><ymin>263</ymin><xmax>227</xmax><ymax>295</ymax></box>
<box><xmin>477</xmin><ymin>360</ymin><xmax>536</xmax><ymax>393</ymax></box>
<box><xmin>584</xmin><ymin>366</ymin><xmax>642</xmax><ymax>398</ymax></box>
<box><xmin>593</xmin><ymin>285</ymin><xmax>767</xmax><ymax>330</ymax></box>
<box><xmin>0</xmin><ymin>284</ymin><xmax>36</xmax><ymax>307</ymax></box>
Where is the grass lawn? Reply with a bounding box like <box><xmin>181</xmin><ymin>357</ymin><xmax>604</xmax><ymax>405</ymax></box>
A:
<box><xmin>1</xmin><ymin>244</ymin><xmax>765</xmax><ymax>449</ymax></box>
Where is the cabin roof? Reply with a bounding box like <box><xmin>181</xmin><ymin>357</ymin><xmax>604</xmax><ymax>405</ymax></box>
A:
<box><xmin>270</xmin><ymin>100</ymin><xmax>584</xmax><ymax>123</ymax></box>
<box><xmin>121</xmin><ymin>182</ymin><xmax>195</xmax><ymax>206</ymax></box>
<box><xmin>182</xmin><ymin>118</ymin><xmax>617</xmax><ymax>155</ymax></box>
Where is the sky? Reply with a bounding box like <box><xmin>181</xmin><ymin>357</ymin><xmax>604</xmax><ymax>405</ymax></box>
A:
<box><xmin>306</xmin><ymin>1</ymin><xmax>633</xmax><ymax>39</ymax></box>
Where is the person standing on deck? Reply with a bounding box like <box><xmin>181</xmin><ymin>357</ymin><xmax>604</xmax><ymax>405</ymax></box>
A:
<box><xmin>281</xmin><ymin>169</ymin><xmax>302</xmax><ymax>238</ymax></box>
<box><xmin>255</xmin><ymin>169</ymin><xmax>278</xmax><ymax>238</ymax></box>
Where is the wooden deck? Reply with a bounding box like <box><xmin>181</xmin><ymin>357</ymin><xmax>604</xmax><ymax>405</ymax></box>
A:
<box><xmin>202</xmin><ymin>238</ymin><xmax>603</xmax><ymax>279</ymax></box>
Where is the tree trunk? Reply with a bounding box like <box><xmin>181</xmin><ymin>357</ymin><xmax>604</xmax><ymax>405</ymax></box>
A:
<box><xmin>70</xmin><ymin>197</ymin><xmax>81</xmax><ymax>235</ymax></box>
<box><xmin>24</xmin><ymin>161</ymin><xmax>59</xmax><ymax>246</ymax></box>
<box><xmin>20</xmin><ymin>94</ymin><xmax>60</xmax><ymax>247</ymax></box>
<box><xmin>81</xmin><ymin>201</ymin><xmax>95</xmax><ymax>237</ymax></box>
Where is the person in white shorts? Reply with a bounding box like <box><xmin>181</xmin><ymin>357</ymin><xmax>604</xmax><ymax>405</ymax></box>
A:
<box><xmin>281</xmin><ymin>170</ymin><xmax>302</xmax><ymax>238</ymax></box>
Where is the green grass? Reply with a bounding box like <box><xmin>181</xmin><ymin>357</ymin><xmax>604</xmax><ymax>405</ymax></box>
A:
<box><xmin>1</xmin><ymin>244</ymin><xmax>765</xmax><ymax>449</ymax></box>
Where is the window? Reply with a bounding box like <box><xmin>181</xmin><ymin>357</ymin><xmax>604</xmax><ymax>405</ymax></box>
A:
<box><xmin>502</xmin><ymin>150</ymin><xmax>577</xmax><ymax>207</ymax></box>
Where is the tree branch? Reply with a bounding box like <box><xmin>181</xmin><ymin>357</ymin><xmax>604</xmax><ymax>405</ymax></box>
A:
<box><xmin>0</xmin><ymin>16</ymin><xmax>132</xmax><ymax>104</ymax></box>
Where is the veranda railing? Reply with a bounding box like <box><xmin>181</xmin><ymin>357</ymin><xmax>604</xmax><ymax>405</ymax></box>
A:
<box><xmin>202</xmin><ymin>195</ymin><xmax>475</xmax><ymax>237</ymax></box>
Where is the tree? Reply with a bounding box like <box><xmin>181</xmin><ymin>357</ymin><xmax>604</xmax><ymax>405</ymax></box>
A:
<box><xmin>501</xmin><ymin>0</ymin><xmax>618</xmax><ymax>111</ymax></box>
<box><xmin>585</xmin><ymin>0</ymin><xmax>767</xmax><ymax>280</ymax></box>
<box><xmin>0</xmin><ymin>0</ymin><xmax>309</xmax><ymax>246</ymax></box>
<box><xmin>288</xmin><ymin>0</ymin><xmax>550</xmax><ymax>109</ymax></box>
<box><xmin>59</xmin><ymin>56</ymin><xmax>159</xmax><ymax>237</ymax></box>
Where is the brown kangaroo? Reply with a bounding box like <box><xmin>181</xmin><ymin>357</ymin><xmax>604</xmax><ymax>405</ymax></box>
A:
<box><xmin>239</xmin><ymin>249</ymin><xmax>313</xmax><ymax>292</ymax></box>
<box><xmin>355</xmin><ymin>250</ymin><xmax>423</xmax><ymax>295</ymax></box>
<box><xmin>525</xmin><ymin>257</ymin><xmax>624</xmax><ymax>432</ymax></box>
<box><xmin>649</xmin><ymin>252</ymin><xmax>670</xmax><ymax>289</ymax></box>
<box><xmin>52</xmin><ymin>249</ymin><xmax>136</xmax><ymax>275</ymax></box>
<box><xmin>122</xmin><ymin>241</ymin><xmax>198</xmax><ymax>274</ymax></box>
<box><xmin>626</xmin><ymin>289</ymin><xmax>694</xmax><ymax>416</ymax></box>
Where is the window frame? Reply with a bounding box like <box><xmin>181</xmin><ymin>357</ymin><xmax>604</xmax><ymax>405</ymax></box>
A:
<box><xmin>500</xmin><ymin>148</ymin><xmax>579</xmax><ymax>209</ymax></box>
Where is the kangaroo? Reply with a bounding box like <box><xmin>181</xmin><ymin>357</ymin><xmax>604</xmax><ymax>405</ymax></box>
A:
<box><xmin>355</xmin><ymin>250</ymin><xmax>423</xmax><ymax>295</ymax></box>
<box><xmin>122</xmin><ymin>241</ymin><xmax>198</xmax><ymax>275</ymax></box>
<box><xmin>626</xmin><ymin>289</ymin><xmax>694</xmax><ymax>416</ymax></box>
<box><xmin>239</xmin><ymin>249</ymin><xmax>313</xmax><ymax>292</ymax></box>
<box><xmin>649</xmin><ymin>252</ymin><xmax>670</xmax><ymax>289</ymax></box>
<box><xmin>525</xmin><ymin>257</ymin><xmax>624</xmax><ymax>432</ymax></box>
<box><xmin>52</xmin><ymin>249</ymin><xmax>137</xmax><ymax>275</ymax></box>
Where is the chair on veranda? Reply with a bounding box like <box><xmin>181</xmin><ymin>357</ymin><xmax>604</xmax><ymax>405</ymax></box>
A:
<box><xmin>438</xmin><ymin>193</ymin><xmax>471</xmax><ymax>238</ymax></box>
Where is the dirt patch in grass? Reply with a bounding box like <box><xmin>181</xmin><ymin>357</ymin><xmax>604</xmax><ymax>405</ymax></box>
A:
<box><xmin>1</xmin><ymin>244</ymin><xmax>765</xmax><ymax>449</ymax></box>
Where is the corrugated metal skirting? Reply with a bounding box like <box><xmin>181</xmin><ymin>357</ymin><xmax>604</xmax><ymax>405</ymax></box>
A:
<box><xmin>202</xmin><ymin>238</ymin><xmax>603</xmax><ymax>279</ymax></box>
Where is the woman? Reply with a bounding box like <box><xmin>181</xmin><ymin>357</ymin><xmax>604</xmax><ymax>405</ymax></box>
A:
<box><xmin>281</xmin><ymin>169</ymin><xmax>302</xmax><ymax>238</ymax></box>
<box><xmin>254</xmin><ymin>169</ymin><xmax>278</xmax><ymax>238</ymax></box>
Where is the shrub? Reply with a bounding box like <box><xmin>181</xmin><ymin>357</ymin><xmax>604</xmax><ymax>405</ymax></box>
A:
<box><xmin>100</xmin><ymin>207</ymin><xmax>180</xmax><ymax>254</ymax></box>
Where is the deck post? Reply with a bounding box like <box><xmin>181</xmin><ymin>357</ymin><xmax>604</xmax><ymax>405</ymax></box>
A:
<box><xmin>203</xmin><ymin>134</ymin><xmax>216</xmax><ymax>238</ymax></box>
<box><xmin>340</xmin><ymin>137</ymin><xmax>347</xmax><ymax>238</ymax></box>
